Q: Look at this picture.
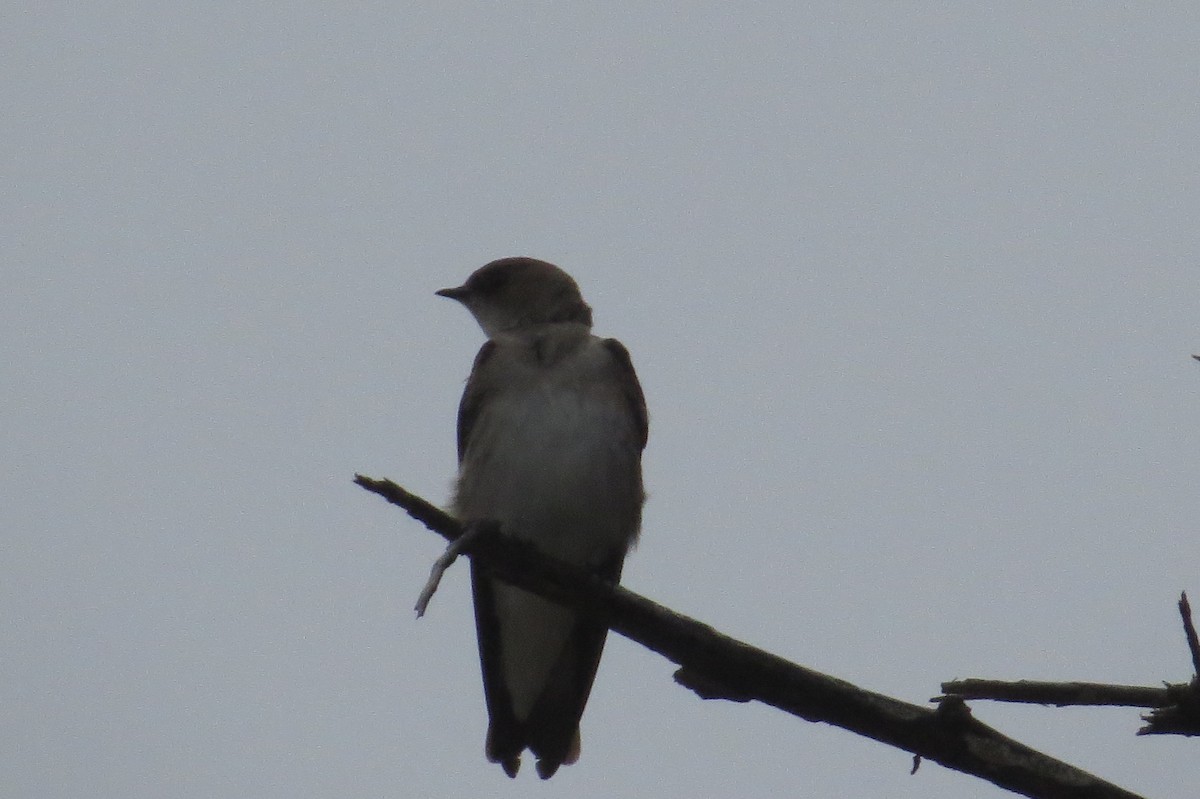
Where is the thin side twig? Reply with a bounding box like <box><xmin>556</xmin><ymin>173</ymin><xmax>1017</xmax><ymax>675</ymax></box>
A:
<box><xmin>938</xmin><ymin>680</ymin><xmax>1171</xmax><ymax>709</ymax></box>
<box><xmin>1180</xmin><ymin>592</ymin><xmax>1200</xmax><ymax>678</ymax></box>
<box><xmin>414</xmin><ymin>522</ymin><xmax>489</xmax><ymax>617</ymax></box>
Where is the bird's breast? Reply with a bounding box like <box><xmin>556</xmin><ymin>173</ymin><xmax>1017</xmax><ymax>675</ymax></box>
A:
<box><xmin>454</xmin><ymin>378</ymin><xmax>642</xmax><ymax>565</ymax></box>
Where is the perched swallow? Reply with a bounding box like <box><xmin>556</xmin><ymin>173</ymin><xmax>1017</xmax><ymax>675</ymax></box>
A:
<box><xmin>438</xmin><ymin>257</ymin><xmax>647</xmax><ymax>778</ymax></box>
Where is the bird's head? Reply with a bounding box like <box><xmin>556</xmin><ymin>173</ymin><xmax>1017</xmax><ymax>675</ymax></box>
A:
<box><xmin>437</xmin><ymin>257</ymin><xmax>593</xmax><ymax>337</ymax></box>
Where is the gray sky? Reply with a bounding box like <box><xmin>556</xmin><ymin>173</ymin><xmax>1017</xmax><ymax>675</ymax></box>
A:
<box><xmin>5</xmin><ymin>4</ymin><xmax>1199</xmax><ymax>797</ymax></box>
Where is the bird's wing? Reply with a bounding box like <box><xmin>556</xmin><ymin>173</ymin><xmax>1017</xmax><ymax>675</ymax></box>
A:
<box><xmin>456</xmin><ymin>339</ymin><xmax>497</xmax><ymax>463</ymax></box>
<box><xmin>602</xmin><ymin>338</ymin><xmax>648</xmax><ymax>451</ymax></box>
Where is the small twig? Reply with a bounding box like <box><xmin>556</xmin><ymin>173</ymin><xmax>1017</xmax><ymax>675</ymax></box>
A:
<box><xmin>1179</xmin><ymin>592</ymin><xmax>1200</xmax><ymax>678</ymax></box>
<box><xmin>414</xmin><ymin>522</ymin><xmax>488</xmax><ymax>617</ymax></box>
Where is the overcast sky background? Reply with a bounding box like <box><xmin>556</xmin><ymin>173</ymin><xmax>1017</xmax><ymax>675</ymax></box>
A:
<box><xmin>5</xmin><ymin>4</ymin><xmax>1200</xmax><ymax>797</ymax></box>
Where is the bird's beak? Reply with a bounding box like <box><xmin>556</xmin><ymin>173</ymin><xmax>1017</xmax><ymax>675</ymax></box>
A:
<box><xmin>436</xmin><ymin>285</ymin><xmax>470</xmax><ymax>301</ymax></box>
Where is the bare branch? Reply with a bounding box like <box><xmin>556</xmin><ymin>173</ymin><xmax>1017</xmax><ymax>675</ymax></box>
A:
<box><xmin>356</xmin><ymin>474</ymin><xmax>1146</xmax><ymax>799</ymax></box>
<box><xmin>934</xmin><ymin>592</ymin><xmax>1200</xmax><ymax>739</ymax></box>
<box><xmin>938</xmin><ymin>680</ymin><xmax>1171</xmax><ymax>709</ymax></box>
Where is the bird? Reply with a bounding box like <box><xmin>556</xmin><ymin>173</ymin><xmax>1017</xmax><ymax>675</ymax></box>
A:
<box><xmin>437</xmin><ymin>257</ymin><xmax>648</xmax><ymax>778</ymax></box>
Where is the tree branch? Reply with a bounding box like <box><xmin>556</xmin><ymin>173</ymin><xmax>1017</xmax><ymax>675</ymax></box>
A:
<box><xmin>938</xmin><ymin>593</ymin><xmax>1200</xmax><ymax>739</ymax></box>
<box><xmin>1138</xmin><ymin>592</ymin><xmax>1200</xmax><ymax>737</ymax></box>
<box><xmin>355</xmin><ymin>474</ymin><xmax>1145</xmax><ymax>799</ymax></box>
<box><xmin>938</xmin><ymin>680</ymin><xmax>1170</xmax><ymax>709</ymax></box>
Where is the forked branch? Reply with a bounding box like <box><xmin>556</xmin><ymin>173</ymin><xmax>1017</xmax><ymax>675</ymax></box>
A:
<box><xmin>939</xmin><ymin>592</ymin><xmax>1200</xmax><ymax>738</ymax></box>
